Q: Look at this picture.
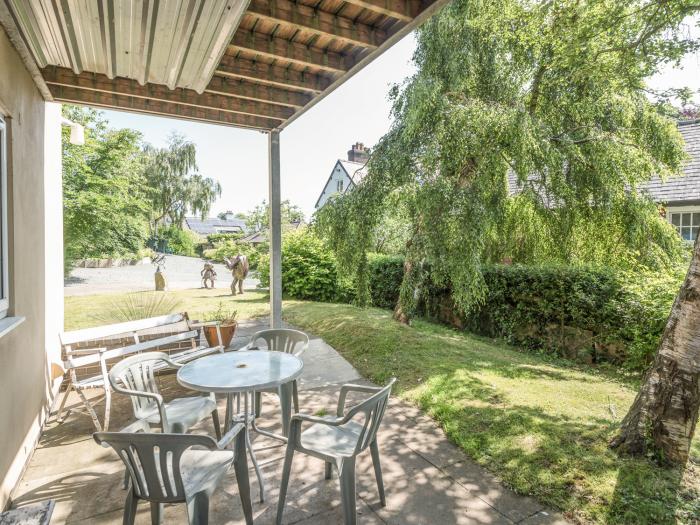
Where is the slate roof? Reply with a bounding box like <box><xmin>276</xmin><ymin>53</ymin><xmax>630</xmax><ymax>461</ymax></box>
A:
<box><xmin>507</xmin><ymin>119</ymin><xmax>700</xmax><ymax>205</ymax></box>
<box><xmin>184</xmin><ymin>216</ymin><xmax>247</xmax><ymax>235</ymax></box>
<box><xmin>639</xmin><ymin>119</ymin><xmax>700</xmax><ymax>205</ymax></box>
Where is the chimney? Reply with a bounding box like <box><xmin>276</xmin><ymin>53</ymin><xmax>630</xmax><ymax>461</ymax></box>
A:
<box><xmin>347</xmin><ymin>142</ymin><xmax>369</xmax><ymax>163</ymax></box>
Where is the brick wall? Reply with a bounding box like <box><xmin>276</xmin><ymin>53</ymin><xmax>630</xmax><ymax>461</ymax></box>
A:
<box><xmin>61</xmin><ymin>320</ymin><xmax>206</xmax><ymax>384</ymax></box>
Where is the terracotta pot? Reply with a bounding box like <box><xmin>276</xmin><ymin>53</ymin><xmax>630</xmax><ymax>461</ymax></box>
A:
<box><xmin>203</xmin><ymin>322</ymin><xmax>237</xmax><ymax>348</ymax></box>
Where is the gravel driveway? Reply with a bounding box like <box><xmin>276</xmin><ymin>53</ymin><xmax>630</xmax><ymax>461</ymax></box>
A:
<box><xmin>65</xmin><ymin>255</ymin><xmax>260</xmax><ymax>296</ymax></box>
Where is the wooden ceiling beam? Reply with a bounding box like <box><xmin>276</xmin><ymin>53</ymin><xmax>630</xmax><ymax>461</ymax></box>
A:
<box><xmin>42</xmin><ymin>67</ymin><xmax>292</xmax><ymax>121</ymax></box>
<box><xmin>229</xmin><ymin>29</ymin><xmax>350</xmax><ymax>74</ymax></box>
<box><xmin>339</xmin><ymin>0</ymin><xmax>418</xmax><ymax>22</ymax></box>
<box><xmin>215</xmin><ymin>55</ymin><xmax>333</xmax><ymax>94</ymax></box>
<box><xmin>50</xmin><ymin>85</ymin><xmax>280</xmax><ymax>129</ymax></box>
<box><xmin>205</xmin><ymin>75</ymin><xmax>311</xmax><ymax>109</ymax></box>
<box><xmin>246</xmin><ymin>0</ymin><xmax>385</xmax><ymax>49</ymax></box>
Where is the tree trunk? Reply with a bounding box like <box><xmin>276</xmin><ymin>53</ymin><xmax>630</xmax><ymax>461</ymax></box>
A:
<box><xmin>393</xmin><ymin>257</ymin><xmax>413</xmax><ymax>325</ymax></box>
<box><xmin>610</xmin><ymin>234</ymin><xmax>700</xmax><ymax>465</ymax></box>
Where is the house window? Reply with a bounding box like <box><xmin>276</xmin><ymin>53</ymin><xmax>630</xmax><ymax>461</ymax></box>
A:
<box><xmin>669</xmin><ymin>211</ymin><xmax>700</xmax><ymax>242</ymax></box>
<box><xmin>337</xmin><ymin>179</ymin><xmax>344</xmax><ymax>192</ymax></box>
<box><xmin>0</xmin><ymin>116</ymin><xmax>8</xmax><ymax>319</ymax></box>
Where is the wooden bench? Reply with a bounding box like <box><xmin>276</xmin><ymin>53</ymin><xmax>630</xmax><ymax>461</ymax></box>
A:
<box><xmin>57</xmin><ymin>313</ymin><xmax>224</xmax><ymax>432</ymax></box>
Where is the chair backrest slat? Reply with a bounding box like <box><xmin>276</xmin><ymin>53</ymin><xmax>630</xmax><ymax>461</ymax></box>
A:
<box><xmin>94</xmin><ymin>431</ymin><xmax>216</xmax><ymax>503</ymax></box>
<box><xmin>250</xmin><ymin>329</ymin><xmax>309</xmax><ymax>356</ymax></box>
<box><xmin>109</xmin><ymin>352</ymin><xmax>167</xmax><ymax>419</ymax></box>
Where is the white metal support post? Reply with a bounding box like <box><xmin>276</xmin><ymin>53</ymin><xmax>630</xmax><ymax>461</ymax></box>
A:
<box><xmin>268</xmin><ymin>130</ymin><xmax>282</xmax><ymax>328</ymax></box>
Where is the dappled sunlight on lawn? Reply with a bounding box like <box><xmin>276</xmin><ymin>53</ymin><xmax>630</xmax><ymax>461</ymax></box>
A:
<box><xmin>283</xmin><ymin>300</ymin><xmax>700</xmax><ymax>524</ymax></box>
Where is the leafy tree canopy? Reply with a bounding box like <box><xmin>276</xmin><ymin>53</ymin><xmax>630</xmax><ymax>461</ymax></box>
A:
<box><xmin>316</xmin><ymin>0</ymin><xmax>698</xmax><ymax>316</ymax></box>
<box><xmin>62</xmin><ymin>105</ymin><xmax>150</xmax><ymax>264</ymax></box>
<box><xmin>245</xmin><ymin>199</ymin><xmax>305</xmax><ymax>232</ymax></box>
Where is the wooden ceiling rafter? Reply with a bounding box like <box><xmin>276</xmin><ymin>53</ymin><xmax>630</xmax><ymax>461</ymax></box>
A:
<box><xmin>50</xmin><ymin>85</ymin><xmax>281</xmax><ymax>130</ymax></box>
<box><xmin>215</xmin><ymin>54</ymin><xmax>334</xmax><ymax>94</ymax></box>
<box><xmin>228</xmin><ymin>28</ymin><xmax>350</xmax><ymax>74</ymax></box>
<box><xmin>43</xmin><ymin>69</ymin><xmax>294</xmax><ymax>121</ymax></box>
<box><xmin>245</xmin><ymin>0</ymin><xmax>385</xmax><ymax>49</ymax></box>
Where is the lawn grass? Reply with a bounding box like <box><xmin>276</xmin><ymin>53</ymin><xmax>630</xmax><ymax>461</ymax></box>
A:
<box><xmin>281</xmin><ymin>301</ymin><xmax>700</xmax><ymax>525</ymax></box>
<box><xmin>64</xmin><ymin>291</ymin><xmax>700</xmax><ymax>524</ymax></box>
<box><xmin>64</xmin><ymin>288</ymin><xmax>271</xmax><ymax>330</ymax></box>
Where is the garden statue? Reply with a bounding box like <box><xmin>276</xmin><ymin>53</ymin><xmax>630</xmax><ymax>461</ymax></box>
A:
<box><xmin>151</xmin><ymin>253</ymin><xmax>167</xmax><ymax>291</ymax></box>
<box><xmin>223</xmin><ymin>254</ymin><xmax>249</xmax><ymax>295</ymax></box>
<box><xmin>201</xmin><ymin>262</ymin><xmax>217</xmax><ymax>289</ymax></box>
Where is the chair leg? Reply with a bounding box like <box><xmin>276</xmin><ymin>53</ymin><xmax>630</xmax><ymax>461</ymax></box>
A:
<box><xmin>103</xmin><ymin>388</ymin><xmax>112</xmax><ymax>431</ymax></box>
<box><xmin>292</xmin><ymin>380</ymin><xmax>299</xmax><ymax>412</ymax></box>
<box><xmin>234</xmin><ymin>430</ymin><xmax>254</xmax><ymax>525</ymax></box>
<box><xmin>187</xmin><ymin>493</ymin><xmax>209</xmax><ymax>525</ymax></box>
<box><xmin>55</xmin><ymin>381</ymin><xmax>72</xmax><ymax>423</ymax></box>
<box><xmin>122</xmin><ymin>490</ymin><xmax>138</xmax><ymax>525</ymax></box>
<box><xmin>370</xmin><ymin>440</ymin><xmax>386</xmax><ymax>507</ymax></box>
<box><xmin>339</xmin><ymin>458</ymin><xmax>357</xmax><ymax>525</ymax></box>
<box><xmin>211</xmin><ymin>408</ymin><xmax>222</xmax><ymax>440</ymax></box>
<box><xmin>150</xmin><ymin>502</ymin><xmax>163</xmax><ymax>525</ymax></box>
<box><xmin>325</xmin><ymin>461</ymin><xmax>333</xmax><ymax>480</ymax></box>
<box><xmin>276</xmin><ymin>445</ymin><xmax>295</xmax><ymax>525</ymax></box>
<box><xmin>279</xmin><ymin>382</ymin><xmax>293</xmax><ymax>437</ymax></box>
<box><xmin>76</xmin><ymin>387</ymin><xmax>102</xmax><ymax>432</ymax></box>
<box><xmin>254</xmin><ymin>391</ymin><xmax>262</xmax><ymax>418</ymax></box>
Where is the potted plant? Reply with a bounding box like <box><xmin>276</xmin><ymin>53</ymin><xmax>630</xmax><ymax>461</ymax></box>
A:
<box><xmin>202</xmin><ymin>302</ymin><xmax>239</xmax><ymax>348</ymax></box>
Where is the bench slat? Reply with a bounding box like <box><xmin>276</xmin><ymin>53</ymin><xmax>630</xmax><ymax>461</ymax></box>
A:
<box><xmin>59</xmin><ymin>313</ymin><xmax>187</xmax><ymax>346</ymax></box>
<box><xmin>72</xmin><ymin>346</ymin><xmax>220</xmax><ymax>388</ymax></box>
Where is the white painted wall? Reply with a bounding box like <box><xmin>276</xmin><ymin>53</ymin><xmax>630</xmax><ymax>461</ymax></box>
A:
<box><xmin>0</xmin><ymin>29</ymin><xmax>64</xmax><ymax>508</ymax></box>
<box><xmin>315</xmin><ymin>161</ymin><xmax>353</xmax><ymax>209</ymax></box>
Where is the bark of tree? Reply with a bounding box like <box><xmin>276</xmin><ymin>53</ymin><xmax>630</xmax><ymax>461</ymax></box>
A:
<box><xmin>610</xmin><ymin>234</ymin><xmax>700</xmax><ymax>465</ymax></box>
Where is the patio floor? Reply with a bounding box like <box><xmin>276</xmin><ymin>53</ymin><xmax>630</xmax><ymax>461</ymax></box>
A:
<box><xmin>11</xmin><ymin>320</ymin><xmax>568</xmax><ymax>524</ymax></box>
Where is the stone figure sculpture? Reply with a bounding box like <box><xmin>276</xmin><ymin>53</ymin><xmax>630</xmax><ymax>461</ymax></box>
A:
<box><xmin>223</xmin><ymin>255</ymin><xmax>249</xmax><ymax>296</ymax></box>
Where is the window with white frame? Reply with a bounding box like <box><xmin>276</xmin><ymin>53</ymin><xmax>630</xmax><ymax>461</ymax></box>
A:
<box><xmin>337</xmin><ymin>179</ymin><xmax>344</xmax><ymax>192</ymax></box>
<box><xmin>0</xmin><ymin>116</ymin><xmax>8</xmax><ymax>319</ymax></box>
<box><xmin>668</xmin><ymin>209</ymin><xmax>700</xmax><ymax>242</ymax></box>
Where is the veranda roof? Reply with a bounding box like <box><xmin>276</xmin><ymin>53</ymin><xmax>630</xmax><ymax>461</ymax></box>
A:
<box><xmin>0</xmin><ymin>0</ymin><xmax>448</xmax><ymax>131</ymax></box>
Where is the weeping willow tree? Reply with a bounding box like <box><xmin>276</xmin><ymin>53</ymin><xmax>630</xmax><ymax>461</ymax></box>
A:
<box><xmin>144</xmin><ymin>132</ymin><xmax>222</xmax><ymax>230</ymax></box>
<box><xmin>316</xmin><ymin>0</ymin><xmax>696</xmax><ymax>321</ymax></box>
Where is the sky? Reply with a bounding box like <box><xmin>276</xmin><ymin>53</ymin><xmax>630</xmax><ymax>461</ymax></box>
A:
<box><xmin>102</xmin><ymin>20</ymin><xmax>700</xmax><ymax>220</ymax></box>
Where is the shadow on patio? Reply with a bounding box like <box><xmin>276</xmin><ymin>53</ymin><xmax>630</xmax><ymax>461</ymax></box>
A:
<box><xmin>11</xmin><ymin>324</ymin><xmax>566</xmax><ymax>524</ymax></box>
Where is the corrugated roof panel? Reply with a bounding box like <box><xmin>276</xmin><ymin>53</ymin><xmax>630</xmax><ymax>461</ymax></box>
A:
<box><xmin>5</xmin><ymin>0</ymin><xmax>248</xmax><ymax>93</ymax></box>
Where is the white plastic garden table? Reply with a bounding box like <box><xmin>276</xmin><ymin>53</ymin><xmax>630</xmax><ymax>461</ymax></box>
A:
<box><xmin>177</xmin><ymin>350</ymin><xmax>304</xmax><ymax>503</ymax></box>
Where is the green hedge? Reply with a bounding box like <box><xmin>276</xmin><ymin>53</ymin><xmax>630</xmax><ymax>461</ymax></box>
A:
<box><xmin>259</xmin><ymin>235</ymin><xmax>680</xmax><ymax>371</ymax></box>
<box><xmin>259</xmin><ymin>230</ymin><xmax>353</xmax><ymax>302</ymax></box>
<box><xmin>421</xmin><ymin>264</ymin><xmax>680</xmax><ymax>371</ymax></box>
<box><xmin>367</xmin><ymin>254</ymin><xmax>404</xmax><ymax>309</ymax></box>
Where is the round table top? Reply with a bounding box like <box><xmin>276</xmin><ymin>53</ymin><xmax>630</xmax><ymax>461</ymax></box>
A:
<box><xmin>177</xmin><ymin>350</ymin><xmax>304</xmax><ymax>393</ymax></box>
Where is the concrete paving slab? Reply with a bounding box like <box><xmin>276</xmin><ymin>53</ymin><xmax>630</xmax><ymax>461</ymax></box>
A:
<box><xmin>10</xmin><ymin>324</ymin><xmax>567</xmax><ymax>525</ymax></box>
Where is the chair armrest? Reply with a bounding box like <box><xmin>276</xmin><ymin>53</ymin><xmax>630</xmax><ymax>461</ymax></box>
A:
<box><xmin>292</xmin><ymin>413</ymin><xmax>344</xmax><ymax>427</ymax></box>
<box><xmin>215</xmin><ymin>423</ymin><xmax>246</xmax><ymax>450</ymax></box>
<box><xmin>337</xmin><ymin>384</ymin><xmax>382</xmax><ymax>416</ymax></box>
<box><xmin>160</xmin><ymin>355</ymin><xmax>184</xmax><ymax>369</ymax></box>
<box><xmin>111</xmin><ymin>384</ymin><xmax>164</xmax><ymax>406</ymax></box>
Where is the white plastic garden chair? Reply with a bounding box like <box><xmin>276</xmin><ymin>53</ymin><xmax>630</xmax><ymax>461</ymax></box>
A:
<box><xmin>108</xmin><ymin>352</ymin><xmax>221</xmax><ymax>438</ymax></box>
<box><xmin>245</xmin><ymin>329</ymin><xmax>309</xmax><ymax>437</ymax></box>
<box><xmin>94</xmin><ymin>423</ymin><xmax>253</xmax><ymax>525</ymax></box>
<box><xmin>276</xmin><ymin>378</ymin><xmax>396</xmax><ymax>525</ymax></box>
